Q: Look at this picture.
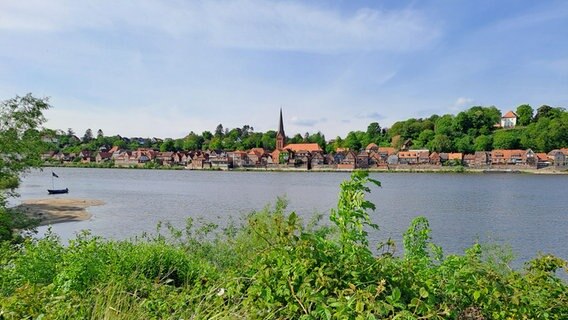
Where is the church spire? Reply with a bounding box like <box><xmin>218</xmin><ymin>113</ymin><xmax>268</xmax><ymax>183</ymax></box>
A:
<box><xmin>276</xmin><ymin>108</ymin><xmax>286</xmax><ymax>150</ymax></box>
<box><xmin>278</xmin><ymin>108</ymin><xmax>285</xmax><ymax>136</ymax></box>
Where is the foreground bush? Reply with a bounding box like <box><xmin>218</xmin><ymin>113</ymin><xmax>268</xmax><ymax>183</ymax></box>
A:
<box><xmin>1</xmin><ymin>171</ymin><xmax>566</xmax><ymax>319</ymax></box>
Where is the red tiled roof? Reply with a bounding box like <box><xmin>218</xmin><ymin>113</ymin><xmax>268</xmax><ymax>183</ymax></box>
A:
<box><xmin>448</xmin><ymin>153</ymin><xmax>463</xmax><ymax>160</ymax></box>
<box><xmin>271</xmin><ymin>149</ymin><xmax>281</xmax><ymax>159</ymax></box>
<box><xmin>284</xmin><ymin>143</ymin><xmax>322</xmax><ymax>152</ymax></box>
<box><xmin>536</xmin><ymin>153</ymin><xmax>548</xmax><ymax>161</ymax></box>
<box><xmin>365</xmin><ymin>143</ymin><xmax>378</xmax><ymax>151</ymax></box>
<box><xmin>398</xmin><ymin>151</ymin><xmax>418</xmax><ymax>158</ymax></box>
<box><xmin>108</xmin><ymin>146</ymin><xmax>119</xmax><ymax>154</ymax></box>
<box><xmin>378</xmin><ymin>147</ymin><xmax>396</xmax><ymax>155</ymax></box>
<box><xmin>491</xmin><ymin>149</ymin><xmax>525</xmax><ymax>159</ymax></box>
<box><xmin>502</xmin><ymin>111</ymin><xmax>518</xmax><ymax>118</ymax></box>
<box><xmin>249</xmin><ymin>148</ymin><xmax>265</xmax><ymax>156</ymax></box>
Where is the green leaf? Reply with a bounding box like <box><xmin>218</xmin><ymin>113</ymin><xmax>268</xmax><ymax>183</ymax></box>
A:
<box><xmin>391</xmin><ymin>287</ymin><xmax>401</xmax><ymax>302</ymax></box>
<box><xmin>419</xmin><ymin>287</ymin><xmax>429</xmax><ymax>299</ymax></box>
<box><xmin>473</xmin><ymin>290</ymin><xmax>481</xmax><ymax>301</ymax></box>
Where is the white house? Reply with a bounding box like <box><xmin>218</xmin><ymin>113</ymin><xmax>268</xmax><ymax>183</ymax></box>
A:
<box><xmin>500</xmin><ymin>111</ymin><xmax>518</xmax><ymax>128</ymax></box>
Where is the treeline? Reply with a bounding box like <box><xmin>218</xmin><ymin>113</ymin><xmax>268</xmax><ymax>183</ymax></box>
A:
<box><xmin>47</xmin><ymin>125</ymin><xmax>328</xmax><ymax>154</ymax></box>
<box><xmin>47</xmin><ymin>104</ymin><xmax>568</xmax><ymax>154</ymax></box>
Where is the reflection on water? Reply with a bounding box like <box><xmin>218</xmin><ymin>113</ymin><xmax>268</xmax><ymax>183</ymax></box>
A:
<box><xmin>16</xmin><ymin>168</ymin><xmax>568</xmax><ymax>265</ymax></box>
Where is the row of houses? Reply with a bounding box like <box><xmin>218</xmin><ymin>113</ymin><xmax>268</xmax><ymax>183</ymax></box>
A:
<box><xmin>42</xmin><ymin>143</ymin><xmax>568</xmax><ymax>170</ymax></box>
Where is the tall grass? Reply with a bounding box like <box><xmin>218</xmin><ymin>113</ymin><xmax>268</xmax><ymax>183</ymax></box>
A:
<box><xmin>1</xmin><ymin>171</ymin><xmax>566</xmax><ymax>319</ymax></box>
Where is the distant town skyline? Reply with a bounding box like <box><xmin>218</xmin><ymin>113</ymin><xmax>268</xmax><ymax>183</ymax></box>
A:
<box><xmin>1</xmin><ymin>0</ymin><xmax>567</xmax><ymax>139</ymax></box>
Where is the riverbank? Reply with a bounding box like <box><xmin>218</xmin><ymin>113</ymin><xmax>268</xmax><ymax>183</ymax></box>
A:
<box><xmin>42</xmin><ymin>163</ymin><xmax>568</xmax><ymax>174</ymax></box>
<box><xmin>14</xmin><ymin>198</ymin><xmax>104</xmax><ymax>226</ymax></box>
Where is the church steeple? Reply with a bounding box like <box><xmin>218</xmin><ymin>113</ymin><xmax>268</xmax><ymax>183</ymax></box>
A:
<box><xmin>276</xmin><ymin>108</ymin><xmax>286</xmax><ymax>150</ymax></box>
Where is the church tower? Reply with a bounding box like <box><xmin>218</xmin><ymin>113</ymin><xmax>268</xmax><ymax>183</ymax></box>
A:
<box><xmin>276</xmin><ymin>108</ymin><xmax>286</xmax><ymax>150</ymax></box>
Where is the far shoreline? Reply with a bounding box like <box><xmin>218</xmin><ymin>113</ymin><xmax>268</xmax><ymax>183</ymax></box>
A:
<box><xmin>42</xmin><ymin>163</ymin><xmax>568</xmax><ymax>175</ymax></box>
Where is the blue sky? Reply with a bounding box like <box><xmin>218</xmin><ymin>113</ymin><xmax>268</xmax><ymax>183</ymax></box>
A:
<box><xmin>1</xmin><ymin>0</ymin><xmax>567</xmax><ymax>139</ymax></box>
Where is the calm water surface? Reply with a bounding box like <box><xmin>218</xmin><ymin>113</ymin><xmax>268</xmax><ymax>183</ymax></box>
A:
<box><xmin>15</xmin><ymin>167</ymin><xmax>568</xmax><ymax>265</ymax></box>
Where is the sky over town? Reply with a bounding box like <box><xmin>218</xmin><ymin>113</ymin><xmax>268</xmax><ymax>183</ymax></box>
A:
<box><xmin>1</xmin><ymin>0</ymin><xmax>567</xmax><ymax>139</ymax></box>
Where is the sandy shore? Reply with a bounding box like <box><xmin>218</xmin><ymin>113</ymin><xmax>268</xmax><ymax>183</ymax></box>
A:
<box><xmin>14</xmin><ymin>198</ymin><xmax>105</xmax><ymax>226</ymax></box>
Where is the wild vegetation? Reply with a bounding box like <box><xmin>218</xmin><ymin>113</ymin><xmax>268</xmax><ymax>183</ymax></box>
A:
<box><xmin>1</xmin><ymin>171</ymin><xmax>566</xmax><ymax>319</ymax></box>
<box><xmin>1</xmin><ymin>94</ymin><xmax>50</xmax><ymax>242</ymax></box>
<box><xmin>45</xmin><ymin>104</ymin><xmax>568</xmax><ymax>155</ymax></box>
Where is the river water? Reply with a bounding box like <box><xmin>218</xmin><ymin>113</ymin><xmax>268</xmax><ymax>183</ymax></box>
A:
<box><xmin>14</xmin><ymin>167</ymin><xmax>568</xmax><ymax>266</ymax></box>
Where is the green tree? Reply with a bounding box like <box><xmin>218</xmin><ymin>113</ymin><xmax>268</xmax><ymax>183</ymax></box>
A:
<box><xmin>209</xmin><ymin>137</ymin><xmax>223</xmax><ymax>150</ymax></box>
<box><xmin>202</xmin><ymin>131</ymin><xmax>213</xmax><ymax>141</ymax></box>
<box><xmin>434</xmin><ymin>115</ymin><xmax>455</xmax><ymax>137</ymax></box>
<box><xmin>454</xmin><ymin>135</ymin><xmax>474</xmax><ymax>153</ymax></box>
<box><xmin>415</xmin><ymin>129</ymin><xmax>435</xmax><ymax>149</ymax></box>
<box><xmin>328</xmin><ymin>136</ymin><xmax>343</xmax><ymax>153</ymax></box>
<box><xmin>308</xmin><ymin>131</ymin><xmax>327</xmax><ymax>150</ymax></box>
<box><xmin>474</xmin><ymin>135</ymin><xmax>493</xmax><ymax>151</ymax></box>
<box><xmin>366</xmin><ymin>122</ymin><xmax>381</xmax><ymax>141</ymax></box>
<box><xmin>183</xmin><ymin>132</ymin><xmax>204</xmax><ymax>151</ymax></box>
<box><xmin>493</xmin><ymin>130</ymin><xmax>521</xmax><ymax>149</ymax></box>
<box><xmin>261</xmin><ymin>131</ymin><xmax>276</xmax><ymax>150</ymax></box>
<box><xmin>214</xmin><ymin>124</ymin><xmax>224</xmax><ymax>137</ymax></box>
<box><xmin>160</xmin><ymin>138</ymin><xmax>175</xmax><ymax>152</ymax></box>
<box><xmin>290</xmin><ymin>133</ymin><xmax>303</xmax><ymax>144</ymax></box>
<box><xmin>428</xmin><ymin>134</ymin><xmax>453</xmax><ymax>152</ymax></box>
<box><xmin>1</xmin><ymin>94</ymin><xmax>50</xmax><ymax>242</ymax></box>
<box><xmin>516</xmin><ymin>104</ymin><xmax>534</xmax><ymax>126</ymax></box>
<box><xmin>112</xmin><ymin>138</ymin><xmax>126</xmax><ymax>149</ymax></box>
<box><xmin>534</xmin><ymin>105</ymin><xmax>553</xmax><ymax>121</ymax></box>
<box><xmin>344</xmin><ymin>131</ymin><xmax>362</xmax><ymax>151</ymax></box>
<box><xmin>83</xmin><ymin>128</ymin><xmax>93</xmax><ymax>142</ymax></box>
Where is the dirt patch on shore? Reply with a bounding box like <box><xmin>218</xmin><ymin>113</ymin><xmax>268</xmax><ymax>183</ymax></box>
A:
<box><xmin>14</xmin><ymin>198</ymin><xmax>104</xmax><ymax>226</ymax></box>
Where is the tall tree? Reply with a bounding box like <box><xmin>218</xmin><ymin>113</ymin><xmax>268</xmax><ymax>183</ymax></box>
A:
<box><xmin>534</xmin><ymin>105</ymin><xmax>554</xmax><ymax>121</ymax></box>
<box><xmin>83</xmin><ymin>128</ymin><xmax>93</xmax><ymax>142</ymax></box>
<box><xmin>1</xmin><ymin>94</ymin><xmax>51</xmax><ymax>241</ymax></box>
<box><xmin>366</xmin><ymin>122</ymin><xmax>381</xmax><ymax>138</ymax></box>
<box><xmin>202</xmin><ymin>131</ymin><xmax>213</xmax><ymax>141</ymax></box>
<box><xmin>215</xmin><ymin>124</ymin><xmax>224</xmax><ymax>137</ymax></box>
<box><xmin>516</xmin><ymin>104</ymin><xmax>534</xmax><ymax>126</ymax></box>
<box><xmin>97</xmin><ymin>129</ymin><xmax>104</xmax><ymax>139</ymax></box>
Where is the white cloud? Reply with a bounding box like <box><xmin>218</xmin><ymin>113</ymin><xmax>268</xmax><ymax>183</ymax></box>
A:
<box><xmin>289</xmin><ymin>116</ymin><xmax>327</xmax><ymax>127</ymax></box>
<box><xmin>355</xmin><ymin>112</ymin><xmax>385</xmax><ymax>120</ymax></box>
<box><xmin>0</xmin><ymin>0</ymin><xmax>439</xmax><ymax>54</ymax></box>
<box><xmin>453</xmin><ymin>97</ymin><xmax>474</xmax><ymax>109</ymax></box>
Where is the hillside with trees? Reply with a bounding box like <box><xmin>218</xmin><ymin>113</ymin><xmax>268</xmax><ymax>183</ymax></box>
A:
<box><xmin>382</xmin><ymin>105</ymin><xmax>568</xmax><ymax>153</ymax></box>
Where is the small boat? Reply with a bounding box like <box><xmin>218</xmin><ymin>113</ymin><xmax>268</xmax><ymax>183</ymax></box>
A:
<box><xmin>48</xmin><ymin>188</ymin><xmax>69</xmax><ymax>195</ymax></box>
<box><xmin>48</xmin><ymin>171</ymin><xmax>69</xmax><ymax>194</ymax></box>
